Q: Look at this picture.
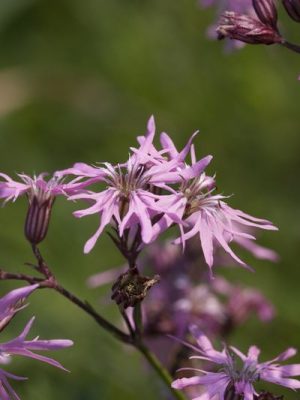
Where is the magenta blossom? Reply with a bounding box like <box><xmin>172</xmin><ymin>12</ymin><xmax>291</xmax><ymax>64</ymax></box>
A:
<box><xmin>172</xmin><ymin>326</ymin><xmax>300</xmax><ymax>399</ymax></box>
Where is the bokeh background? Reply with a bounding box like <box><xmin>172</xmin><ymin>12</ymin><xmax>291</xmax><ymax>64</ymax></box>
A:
<box><xmin>0</xmin><ymin>0</ymin><xmax>299</xmax><ymax>398</ymax></box>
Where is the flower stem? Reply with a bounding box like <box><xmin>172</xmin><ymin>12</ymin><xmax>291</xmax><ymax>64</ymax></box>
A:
<box><xmin>54</xmin><ymin>284</ymin><xmax>133</xmax><ymax>344</ymax></box>
<box><xmin>281</xmin><ymin>40</ymin><xmax>300</xmax><ymax>54</ymax></box>
<box><xmin>137</xmin><ymin>343</ymin><xmax>188</xmax><ymax>400</ymax></box>
<box><xmin>0</xmin><ymin>245</ymin><xmax>187</xmax><ymax>399</ymax></box>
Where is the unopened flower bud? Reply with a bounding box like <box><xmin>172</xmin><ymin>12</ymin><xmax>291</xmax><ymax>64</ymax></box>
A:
<box><xmin>24</xmin><ymin>189</ymin><xmax>55</xmax><ymax>245</ymax></box>
<box><xmin>282</xmin><ymin>0</ymin><xmax>300</xmax><ymax>22</ymax></box>
<box><xmin>252</xmin><ymin>0</ymin><xmax>278</xmax><ymax>29</ymax></box>
<box><xmin>111</xmin><ymin>268</ymin><xmax>159</xmax><ymax>309</ymax></box>
<box><xmin>217</xmin><ymin>11</ymin><xmax>283</xmax><ymax>45</ymax></box>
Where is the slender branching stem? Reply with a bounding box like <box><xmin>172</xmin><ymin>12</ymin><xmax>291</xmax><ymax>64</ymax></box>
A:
<box><xmin>0</xmin><ymin>244</ymin><xmax>188</xmax><ymax>400</ymax></box>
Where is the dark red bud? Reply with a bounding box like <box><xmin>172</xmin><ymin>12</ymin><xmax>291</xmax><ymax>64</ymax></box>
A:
<box><xmin>252</xmin><ymin>0</ymin><xmax>278</xmax><ymax>29</ymax></box>
<box><xmin>217</xmin><ymin>12</ymin><xmax>283</xmax><ymax>45</ymax></box>
<box><xmin>282</xmin><ymin>0</ymin><xmax>300</xmax><ymax>22</ymax></box>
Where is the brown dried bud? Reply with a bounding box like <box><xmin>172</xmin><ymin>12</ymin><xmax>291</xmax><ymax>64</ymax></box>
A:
<box><xmin>24</xmin><ymin>191</ymin><xmax>55</xmax><ymax>245</ymax></box>
<box><xmin>111</xmin><ymin>268</ymin><xmax>159</xmax><ymax>309</ymax></box>
<box><xmin>253</xmin><ymin>0</ymin><xmax>278</xmax><ymax>29</ymax></box>
<box><xmin>282</xmin><ymin>0</ymin><xmax>300</xmax><ymax>22</ymax></box>
<box><xmin>217</xmin><ymin>11</ymin><xmax>283</xmax><ymax>45</ymax></box>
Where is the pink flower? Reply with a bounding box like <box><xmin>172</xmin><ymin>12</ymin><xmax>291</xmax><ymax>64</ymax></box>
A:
<box><xmin>172</xmin><ymin>326</ymin><xmax>300</xmax><ymax>399</ymax></box>
<box><xmin>174</xmin><ymin>195</ymin><xmax>277</xmax><ymax>274</ymax></box>
<box><xmin>171</xmin><ymin>146</ymin><xmax>277</xmax><ymax>274</ymax></box>
<box><xmin>0</xmin><ymin>172</ymin><xmax>91</xmax><ymax>244</ymax></box>
<box><xmin>0</xmin><ymin>287</ymin><xmax>73</xmax><ymax>399</ymax></box>
<box><xmin>0</xmin><ymin>173</ymin><xmax>86</xmax><ymax>204</ymax></box>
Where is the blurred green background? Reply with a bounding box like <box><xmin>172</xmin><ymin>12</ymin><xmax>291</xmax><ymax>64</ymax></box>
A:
<box><xmin>0</xmin><ymin>0</ymin><xmax>299</xmax><ymax>398</ymax></box>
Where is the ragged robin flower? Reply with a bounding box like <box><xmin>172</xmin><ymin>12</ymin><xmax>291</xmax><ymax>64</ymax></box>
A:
<box><xmin>172</xmin><ymin>326</ymin><xmax>300</xmax><ymax>399</ymax></box>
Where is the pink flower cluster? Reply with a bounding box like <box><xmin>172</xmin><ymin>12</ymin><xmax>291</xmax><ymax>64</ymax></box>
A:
<box><xmin>0</xmin><ymin>117</ymin><xmax>297</xmax><ymax>400</ymax></box>
<box><xmin>0</xmin><ymin>117</ymin><xmax>277</xmax><ymax>275</ymax></box>
<box><xmin>58</xmin><ymin>117</ymin><xmax>277</xmax><ymax>274</ymax></box>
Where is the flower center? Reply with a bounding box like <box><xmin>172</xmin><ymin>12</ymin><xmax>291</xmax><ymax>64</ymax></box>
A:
<box><xmin>107</xmin><ymin>162</ymin><xmax>150</xmax><ymax>197</ymax></box>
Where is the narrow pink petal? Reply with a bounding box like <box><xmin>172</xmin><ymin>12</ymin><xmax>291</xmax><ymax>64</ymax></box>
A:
<box><xmin>199</xmin><ymin>212</ymin><xmax>214</xmax><ymax>268</ymax></box>
<box><xmin>0</xmin><ymin>285</ymin><xmax>38</xmax><ymax>321</ymax></box>
<box><xmin>277</xmin><ymin>364</ymin><xmax>300</xmax><ymax>377</ymax></box>
<box><xmin>172</xmin><ymin>376</ymin><xmax>204</xmax><ymax>389</ymax></box>
<box><xmin>261</xmin><ymin>370</ymin><xmax>300</xmax><ymax>389</ymax></box>
<box><xmin>132</xmin><ymin>194</ymin><xmax>153</xmax><ymax>243</ymax></box>
<box><xmin>160</xmin><ymin>132</ymin><xmax>179</xmax><ymax>159</ymax></box>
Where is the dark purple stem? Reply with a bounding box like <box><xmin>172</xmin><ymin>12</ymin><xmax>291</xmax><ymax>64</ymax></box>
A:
<box><xmin>281</xmin><ymin>40</ymin><xmax>300</xmax><ymax>54</ymax></box>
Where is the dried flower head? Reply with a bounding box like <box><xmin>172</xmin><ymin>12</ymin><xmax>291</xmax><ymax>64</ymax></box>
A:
<box><xmin>217</xmin><ymin>11</ymin><xmax>282</xmax><ymax>45</ymax></box>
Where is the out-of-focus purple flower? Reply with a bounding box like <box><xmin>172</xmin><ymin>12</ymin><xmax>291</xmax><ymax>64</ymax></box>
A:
<box><xmin>0</xmin><ymin>317</ymin><xmax>73</xmax><ymax>399</ymax></box>
<box><xmin>0</xmin><ymin>285</ymin><xmax>38</xmax><ymax>331</ymax></box>
<box><xmin>233</xmin><ymin>235</ymin><xmax>279</xmax><ymax>262</ymax></box>
<box><xmin>172</xmin><ymin>326</ymin><xmax>300</xmax><ymax>399</ymax></box>
<box><xmin>212</xmin><ymin>277</ymin><xmax>275</xmax><ymax>323</ymax></box>
<box><xmin>87</xmin><ymin>239</ymin><xmax>276</xmax><ymax>370</ymax></box>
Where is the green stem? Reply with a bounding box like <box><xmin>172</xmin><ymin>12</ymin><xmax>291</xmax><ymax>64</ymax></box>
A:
<box><xmin>137</xmin><ymin>343</ymin><xmax>188</xmax><ymax>400</ymax></box>
<box><xmin>133</xmin><ymin>303</ymin><xmax>143</xmax><ymax>338</ymax></box>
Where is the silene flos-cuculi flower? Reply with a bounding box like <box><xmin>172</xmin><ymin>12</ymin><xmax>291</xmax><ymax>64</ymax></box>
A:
<box><xmin>172</xmin><ymin>325</ymin><xmax>300</xmax><ymax>399</ymax></box>
<box><xmin>0</xmin><ymin>285</ymin><xmax>73</xmax><ymax>399</ymax></box>
<box><xmin>0</xmin><ymin>172</ymin><xmax>93</xmax><ymax>245</ymax></box>
<box><xmin>53</xmin><ymin>116</ymin><xmax>277</xmax><ymax>275</ymax></box>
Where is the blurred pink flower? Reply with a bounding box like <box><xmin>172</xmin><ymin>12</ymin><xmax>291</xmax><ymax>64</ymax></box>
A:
<box><xmin>172</xmin><ymin>326</ymin><xmax>300</xmax><ymax>399</ymax></box>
